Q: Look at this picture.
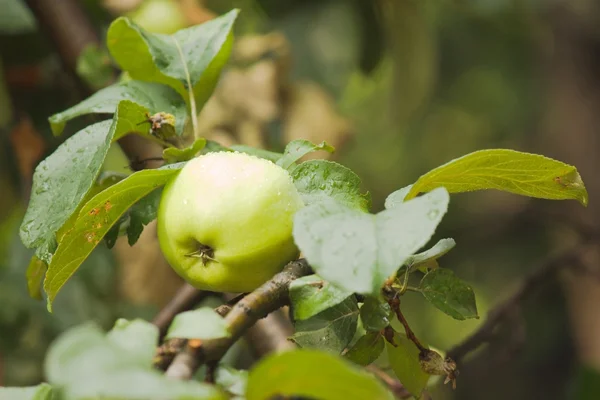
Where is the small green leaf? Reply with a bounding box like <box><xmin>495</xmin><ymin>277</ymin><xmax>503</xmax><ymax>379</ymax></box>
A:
<box><xmin>291</xmin><ymin>297</ymin><xmax>359</xmax><ymax>354</ymax></box>
<box><xmin>384</xmin><ymin>185</ymin><xmax>412</xmax><ymax>209</ymax></box>
<box><xmin>289</xmin><ymin>274</ymin><xmax>352</xmax><ymax>321</ymax></box>
<box><xmin>26</xmin><ymin>255</ymin><xmax>46</xmax><ymax>300</ymax></box>
<box><xmin>293</xmin><ymin>188</ymin><xmax>449</xmax><ymax>295</ymax></box>
<box><xmin>229</xmin><ymin>145</ymin><xmax>283</xmax><ymax>163</ymax></box>
<box><xmin>344</xmin><ymin>332</ymin><xmax>385</xmax><ymax>366</ymax></box>
<box><xmin>404</xmin><ymin>238</ymin><xmax>455</xmax><ymax>272</ymax></box>
<box><xmin>126</xmin><ymin>188</ymin><xmax>162</xmax><ymax>246</ymax></box>
<box><xmin>49</xmin><ymin>80</ymin><xmax>187</xmax><ymax>136</ymax></box>
<box><xmin>405</xmin><ymin>149</ymin><xmax>588</xmax><ymax>206</ymax></box>
<box><xmin>277</xmin><ymin>139</ymin><xmax>335</xmax><ymax>169</ymax></box>
<box><xmin>385</xmin><ymin>332</ymin><xmax>430</xmax><ymax>397</ymax></box>
<box><xmin>360</xmin><ymin>297</ymin><xmax>393</xmax><ymax>332</ymax></box>
<box><xmin>246</xmin><ymin>349</ymin><xmax>394</xmax><ymax>400</ymax></box>
<box><xmin>216</xmin><ymin>366</ymin><xmax>248</xmax><ymax>398</ymax></box>
<box><xmin>107</xmin><ymin>319</ymin><xmax>158</xmax><ymax>366</ymax></box>
<box><xmin>107</xmin><ymin>10</ymin><xmax>239</xmax><ymax>111</ymax></box>
<box><xmin>163</xmin><ymin>138</ymin><xmax>207</xmax><ymax>163</ymax></box>
<box><xmin>291</xmin><ymin>160</ymin><xmax>371</xmax><ymax>212</ymax></box>
<box><xmin>166</xmin><ymin>307</ymin><xmax>231</xmax><ymax>340</ymax></box>
<box><xmin>419</xmin><ymin>268</ymin><xmax>478</xmax><ymax>320</ymax></box>
<box><xmin>43</xmin><ymin>166</ymin><xmax>182</xmax><ymax>310</ymax></box>
<box><xmin>0</xmin><ymin>383</ymin><xmax>54</xmax><ymax>400</ymax></box>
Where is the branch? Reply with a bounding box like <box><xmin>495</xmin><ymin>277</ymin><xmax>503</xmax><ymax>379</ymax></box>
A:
<box><xmin>164</xmin><ymin>259</ymin><xmax>312</xmax><ymax>380</ymax></box>
<box><xmin>365</xmin><ymin>365</ymin><xmax>412</xmax><ymax>399</ymax></box>
<box><xmin>447</xmin><ymin>239</ymin><xmax>597</xmax><ymax>363</ymax></box>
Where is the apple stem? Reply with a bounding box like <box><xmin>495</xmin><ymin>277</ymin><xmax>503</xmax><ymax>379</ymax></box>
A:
<box><xmin>185</xmin><ymin>243</ymin><xmax>215</xmax><ymax>266</ymax></box>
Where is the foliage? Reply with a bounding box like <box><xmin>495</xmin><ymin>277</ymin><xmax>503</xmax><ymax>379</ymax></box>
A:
<box><xmin>5</xmin><ymin>6</ymin><xmax>590</xmax><ymax>400</ymax></box>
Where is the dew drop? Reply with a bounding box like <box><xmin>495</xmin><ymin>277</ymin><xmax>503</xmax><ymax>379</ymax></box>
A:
<box><xmin>427</xmin><ymin>210</ymin><xmax>439</xmax><ymax>219</ymax></box>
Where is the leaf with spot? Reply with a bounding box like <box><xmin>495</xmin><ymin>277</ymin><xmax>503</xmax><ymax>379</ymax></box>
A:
<box><xmin>291</xmin><ymin>160</ymin><xmax>371</xmax><ymax>212</ymax></box>
<box><xmin>246</xmin><ymin>349</ymin><xmax>394</xmax><ymax>400</ymax></box>
<box><xmin>163</xmin><ymin>138</ymin><xmax>206</xmax><ymax>163</ymax></box>
<box><xmin>360</xmin><ymin>297</ymin><xmax>393</xmax><ymax>332</ymax></box>
<box><xmin>289</xmin><ymin>274</ymin><xmax>352</xmax><ymax>321</ymax></box>
<box><xmin>43</xmin><ymin>165</ymin><xmax>182</xmax><ymax>311</ymax></box>
<box><xmin>405</xmin><ymin>149</ymin><xmax>588</xmax><ymax>206</ymax></box>
<box><xmin>291</xmin><ymin>297</ymin><xmax>359</xmax><ymax>355</ymax></box>
<box><xmin>107</xmin><ymin>9</ymin><xmax>239</xmax><ymax>111</ymax></box>
<box><xmin>293</xmin><ymin>188</ymin><xmax>450</xmax><ymax>296</ymax></box>
<box><xmin>344</xmin><ymin>332</ymin><xmax>385</xmax><ymax>366</ymax></box>
<box><xmin>419</xmin><ymin>268</ymin><xmax>478</xmax><ymax>320</ymax></box>
<box><xmin>166</xmin><ymin>307</ymin><xmax>230</xmax><ymax>340</ymax></box>
<box><xmin>277</xmin><ymin>139</ymin><xmax>335</xmax><ymax>169</ymax></box>
<box><xmin>385</xmin><ymin>332</ymin><xmax>430</xmax><ymax>397</ymax></box>
<box><xmin>49</xmin><ymin>80</ymin><xmax>187</xmax><ymax>136</ymax></box>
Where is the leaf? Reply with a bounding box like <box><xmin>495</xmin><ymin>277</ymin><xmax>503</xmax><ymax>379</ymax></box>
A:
<box><xmin>126</xmin><ymin>188</ymin><xmax>162</xmax><ymax>245</ymax></box>
<box><xmin>419</xmin><ymin>268</ymin><xmax>478</xmax><ymax>320</ymax></box>
<box><xmin>289</xmin><ymin>274</ymin><xmax>352</xmax><ymax>321</ymax></box>
<box><xmin>0</xmin><ymin>0</ymin><xmax>36</xmax><ymax>35</ymax></box>
<box><xmin>404</xmin><ymin>238</ymin><xmax>456</xmax><ymax>272</ymax></box>
<box><xmin>344</xmin><ymin>332</ymin><xmax>385</xmax><ymax>366</ymax></box>
<box><xmin>384</xmin><ymin>185</ymin><xmax>412</xmax><ymax>209</ymax></box>
<box><xmin>291</xmin><ymin>297</ymin><xmax>359</xmax><ymax>354</ymax></box>
<box><xmin>216</xmin><ymin>366</ymin><xmax>248</xmax><ymax>399</ymax></box>
<box><xmin>166</xmin><ymin>307</ymin><xmax>231</xmax><ymax>340</ymax></box>
<box><xmin>0</xmin><ymin>383</ymin><xmax>54</xmax><ymax>400</ymax></box>
<box><xmin>163</xmin><ymin>138</ymin><xmax>207</xmax><ymax>163</ymax></box>
<box><xmin>43</xmin><ymin>166</ymin><xmax>182</xmax><ymax>311</ymax></box>
<box><xmin>360</xmin><ymin>297</ymin><xmax>393</xmax><ymax>332</ymax></box>
<box><xmin>405</xmin><ymin>149</ymin><xmax>588</xmax><ymax>206</ymax></box>
<box><xmin>49</xmin><ymin>80</ymin><xmax>187</xmax><ymax>136</ymax></box>
<box><xmin>385</xmin><ymin>332</ymin><xmax>430</xmax><ymax>397</ymax></box>
<box><xmin>229</xmin><ymin>145</ymin><xmax>283</xmax><ymax>163</ymax></box>
<box><xmin>246</xmin><ymin>349</ymin><xmax>394</xmax><ymax>400</ymax></box>
<box><xmin>107</xmin><ymin>9</ymin><xmax>239</xmax><ymax>110</ymax></box>
<box><xmin>106</xmin><ymin>319</ymin><xmax>158</xmax><ymax>367</ymax></box>
<box><xmin>291</xmin><ymin>160</ymin><xmax>371</xmax><ymax>212</ymax></box>
<box><xmin>293</xmin><ymin>188</ymin><xmax>450</xmax><ymax>295</ymax></box>
<box><xmin>26</xmin><ymin>255</ymin><xmax>46</xmax><ymax>300</ymax></box>
<box><xmin>276</xmin><ymin>139</ymin><xmax>335</xmax><ymax>169</ymax></box>
<box><xmin>76</xmin><ymin>44</ymin><xmax>114</xmax><ymax>91</ymax></box>
<box><xmin>45</xmin><ymin>323</ymin><xmax>225</xmax><ymax>400</ymax></box>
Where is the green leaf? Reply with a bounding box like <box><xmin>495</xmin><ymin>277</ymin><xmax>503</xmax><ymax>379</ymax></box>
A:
<box><xmin>291</xmin><ymin>297</ymin><xmax>358</xmax><ymax>354</ymax></box>
<box><xmin>163</xmin><ymin>138</ymin><xmax>206</xmax><ymax>163</ymax></box>
<box><xmin>43</xmin><ymin>166</ymin><xmax>182</xmax><ymax>311</ymax></box>
<box><xmin>360</xmin><ymin>297</ymin><xmax>393</xmax><ymax>332</ymax></box>
<box><xmin>45</xmin><ymin>323</ymin><xmax>225</xmax><ymax>400</ymax></box>
<box><xmin>106</xmin><ymin>319</ymin><xmax>158</xmax><ymax>367</ymax></box>
<box><xmin>166</xmin><ymin>307</ymin><xmax>231</xmax><ymax>340</ymax></box>
<box><xmin>0</xmin><ymin>383</ymin><xmax>54</xmax><ymax>400</ymax></box>
<box><xmin>384</xmin><ymin>185</ymin><xmax>412</xmax><ymax>209</ymax></box>
<box><xmin>107</xmin><ymin>9</ymin><xmax>239</xmax><ymax>111</ymax></box>
<box><xmin>291</xmin><ymin>160</ymin><xmax>371</xmax><ymax>212</ymax></box>
<box><xmin>49</xmin><ymin>80</ymin><xmax>187</xmax><ymax>136</ymax></box>
<box><xmin>289</xmin><ymin>274</ymin><xmax>352</xmax><ymax>321</ymax></box>
<box><xmin>0</xmin><ymin>0</ymin><xmax>36</xmax><ymax>35</ymax></box>
<box><xmin>229</xmin><ymin>145</ymin><xmax>283</xmax><ymax>163</ymax></box>
<box><xmin>293</xmin><ymin>188</ymin><xmax>450</xmax><ymax>295</ymax></box>
<box><xmin>405</xmin><ymin>149</ymin><xmax>588</xmax><ymax>206</ymax></box>
<box><xmin>404</xmin><ymin>238</ymin><xmax>455</xmax><ymax>272</ymax></box>
<box><xmin>344</xmin><ymin>332</ymin><xmax>385</xmax><ymax>366</ymax></box>
<box><xmin>276</xmin><ymin>139</ymin><xmax>335</xmax><ymax>169</ymax></box>
<box><xmin>76</xmin><ymin>44</ymin><xmax>114</xmax><ymax>91</ymax></box>
<box><xmin>20</xmin><ymin>120</ymin><xmax>114</xmax><ymax>263</ymax></box>
<box><xmin>126</xmin><ymin>188</ymin><xmax>162</xmax><ymax>245</ymax></box>
<box><xmin>26</xmin><ymin>255</ymin><xmax>46</xmax><ymax>300</ymax></box>
<box><xmin>385</xmin><ymin>332</ymin><xmax>430</xmax><ymax>397</ymax></box>
<box><xmin>216</xmin><ymin>366</ymin><xmax>248</xmax><ymax>399</ymax></box>
<box><xmin>246</xmin><ymin>349</ymin><xmax>394</xmax><ymax>400</ymax></box>
<box><xmin>419</xmin><ymin>268</ymin><xmax>478</xmax><ymax>320</ymax></box>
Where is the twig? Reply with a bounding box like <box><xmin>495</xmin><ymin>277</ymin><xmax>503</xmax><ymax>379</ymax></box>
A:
<box><xmin>447</xmin><ymin>239</ymin><xmax>597</xmax><ymax>363</ymax></box>
<box><xmin>388</xmin><ymin>297</ymin><xmax>427</xmax><ymax>353</ymax></box>
<box><xmin>245</xmin><ymin>309</ymin><xmax>296</xmax><ymax>356</ymax></box>
<box><xmin>365</xmin><ymin>365</ymin><xmax>412</xmax><ymax>399</ymax></box>
<box><xmin>152</xmin><ymin>283</ymin><xmax>207</xmax><ymax>338</ymax></box>
<box><xmin>164</xmin><ymin>259</ymin><xmax>312</xmax><ymax>380</ymax></box>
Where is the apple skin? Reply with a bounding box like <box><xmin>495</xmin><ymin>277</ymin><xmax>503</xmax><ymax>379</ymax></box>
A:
<box><xmin>157</xmin><ymin>151</ymin><xmax>305</xmax><ymax>292</ymax></box>
<box><xmin>127</xmin><ymin>0</ymin><xmax>187</xmax><ymax>35</ymax></box>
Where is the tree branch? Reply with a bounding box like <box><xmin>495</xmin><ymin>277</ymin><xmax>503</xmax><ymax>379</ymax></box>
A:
<box><xmin>164</xmin><ymin>259</ymin><xmax>312</xmax><ymax>380</ymax></box>
<box><xmin>447</xmin><ymin>239</ymin><xmax>598</xmax><ymax>363</ymax></box>
<box><xmin>365</xmin><ymin>365</ymin><xmax>412</xmax><ymax>399</ymax></box>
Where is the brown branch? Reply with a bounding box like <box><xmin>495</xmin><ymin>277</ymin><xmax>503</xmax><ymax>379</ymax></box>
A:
<box><xmin>447</xmin><ymin>239</ymin><xmax>598</xmax><ymax>363</ymax></box>
<box><xmin>388</xmin><ymin>297</ymin><xmax>427</xmax><ymax>353</ymax></box>
<box><xmin>365</xmin><ymin>365</ymin><xmax>412</xmax><ymax>399</ymax></box>
<box><xmin>164</xmin><ymin>259</ymin><xmax>312</xmax><ymax>380</ymax></box>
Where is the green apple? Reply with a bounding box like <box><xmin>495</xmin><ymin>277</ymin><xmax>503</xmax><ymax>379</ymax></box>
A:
<box><xmin>127</xmin><ymin>0</ymin><xmax>187</xmax><ymax>35</ymax></box>
<box><xmin>157</xmin><ymin>151</ymin><xmax>305</xmax><ymax>292</ymax></box>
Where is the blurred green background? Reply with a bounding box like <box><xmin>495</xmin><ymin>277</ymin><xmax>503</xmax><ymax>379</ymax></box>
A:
<box><xmin>2</xmin><ymin>0</ymin><xmax>600</xmax><ymax>399</ymax></box>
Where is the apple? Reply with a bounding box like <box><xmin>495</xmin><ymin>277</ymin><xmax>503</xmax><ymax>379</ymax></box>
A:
<box><xmin>127</xmin><ymin>0</ymin><xmax>187</xmax><ymax>35</ymax></box>
<box><xmin>157</xmin><ymin>151</ymin><xmax>305</xmax><ymax>292</ymax></box>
